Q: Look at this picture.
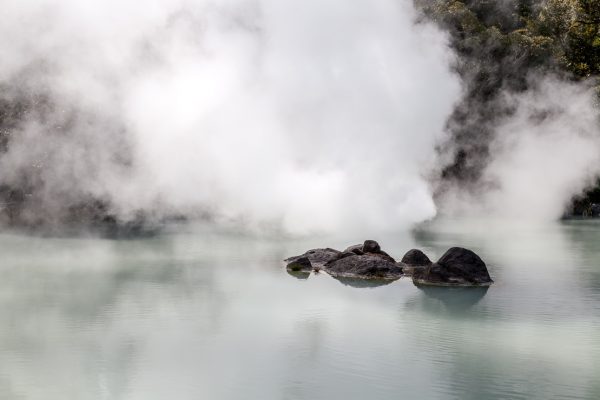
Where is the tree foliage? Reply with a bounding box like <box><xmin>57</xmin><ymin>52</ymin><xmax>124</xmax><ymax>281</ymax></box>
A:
<box><xmin>418</xmin><ymin>0</ymin><xmax>600</xmax><ymax>81</ymax></box>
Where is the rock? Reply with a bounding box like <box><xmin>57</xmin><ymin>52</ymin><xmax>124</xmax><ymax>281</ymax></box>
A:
<box><xmin>343</xmin><ymin>244</ymin><xmax>364</xmax><ymax>255</ymax></box>
<box><xmin>363</xmin><ymin>240</ymin><xmax>381</xmax><ymax>253</ymax></box>
<box><xmin>401</xmin><ymin>249</ymin><xmax>431</xmax><ymax>266</ymax></box>
<box><xmin>339</xmin><ymin>251</ymin><xmax>357</xmax><ymax>259</ymax></box>
<box><xmin>286</xmin><ymin>256</ymin><xmax>312</xmax><ymax>272</ymax></box>
<box><xmin>361</xmin><ymin>240</ymin><xmax>396</xmax><ymax>262</ymax></box>
<box><xmin>324</xmin><ymin>254</ymin><xmax>403</xmax><ymax>280</ymax></box>
<box><xmin>285</xmin><ymin>248</ymin><xmax>342</xmax><ymax>267</ymax></box>
<box><xmin>370</xmin><ymin>251</ymin><xmax>396</xmax><ymax>263</ymax></box>
<box><xmin>412</xmin><ymin>247</ymin><xmax>493</xmax><ymax>287</ymax></box>
<box><xmin>400</xmin><ymin>249</ymin><xmax>432</xmax><ymax>275</ymax></box>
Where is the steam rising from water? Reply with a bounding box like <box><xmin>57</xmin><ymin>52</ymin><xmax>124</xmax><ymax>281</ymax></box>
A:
<box><xmin>2</xmin><ymin>1</ymin><xmax>600</xmax><ymax>234</ymax></box>
<box><xmin>0</xmin><ymin>0</ymin><xmax>460</xmax><ymax>233</ymax></box>
<box><xmin>439</xmin><ymin>77</ymin><xmax>600</xmax><ymax>220</ymax></box>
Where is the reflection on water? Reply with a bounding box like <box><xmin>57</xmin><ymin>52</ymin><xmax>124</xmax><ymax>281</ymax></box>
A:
<box><xmin>0</xmin><ymin>220</ymin><xmax>599</xmax><ymax>399</ymax></box>
<box><xmin>415</xmin><ymin>286</ymin><xmax>489</xmax><ymax>312</ymax></box>
<box><xmin>287</xmin><ymin>270</ymin><xmax>311</xmax><ymax>280</ymax></box>
<box><xmin>330</xmin><ymin>276</ymin><xmax>397</xmax><ymax>288</ymax></box>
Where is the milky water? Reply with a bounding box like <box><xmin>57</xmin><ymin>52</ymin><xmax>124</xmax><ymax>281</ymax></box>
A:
<box><xmin>1</xmin><ymin>219</ymin><xmax>599</xmax><ymax>400</ymax></box>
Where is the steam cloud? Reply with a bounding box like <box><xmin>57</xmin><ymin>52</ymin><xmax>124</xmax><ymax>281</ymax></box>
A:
<box><xmin>0</xmin><ymin>0</ymin><xmax>460</xmax><ymax>234</ymax></box>
<box><xmin>438</xmin><ymin>77</ymin><xmax>600</xmax><ymax>220</ymax></box>
<box><xmin>1</xmin><ymin>1</ymin><xmax>599</xmax><ymax>235</ymax></box>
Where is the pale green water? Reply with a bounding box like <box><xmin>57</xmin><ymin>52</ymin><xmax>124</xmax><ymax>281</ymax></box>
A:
<box><xmin>1</xmin><ymin>219</ymin><xmax>599</xmax><ymax>400</ymax></box>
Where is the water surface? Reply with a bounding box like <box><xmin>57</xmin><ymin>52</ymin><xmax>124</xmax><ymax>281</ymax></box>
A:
<box><xmin>1</xmin><ymin>219</ymin><xmax>599</xmax><ymax>399</ymax></box>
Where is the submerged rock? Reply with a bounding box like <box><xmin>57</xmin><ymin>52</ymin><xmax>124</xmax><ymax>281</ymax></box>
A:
<box><xmin>412</xmin><ymin>247</ymin><xmax>493</xmax><ymax>287</ymax></box>
<box><xmin>400</xmin><ymin>249</ymin><xmax>432</xmax><ymax>275</ymax></box>
<box><xmin>325</xmin><ymin>254</ymin><xmax>403</xmax><ymax>280</ymax></box>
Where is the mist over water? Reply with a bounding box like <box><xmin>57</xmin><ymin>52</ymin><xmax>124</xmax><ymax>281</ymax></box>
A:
<box><xmin>1</xmin><ymin>220</ymin><xmax>600</xmax><ymax>399</ymax></box>
<box><xmin>0</xmin><ymin>0</ymin><xmax>461</xmax><ymax>234</ymax></box>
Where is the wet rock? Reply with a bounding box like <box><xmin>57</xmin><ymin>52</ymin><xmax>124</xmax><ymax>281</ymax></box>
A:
<box><xmin>285</xmin><ymin>248</ymin><xmax>342</xmax><ymax>267</ymax></box>
<box><xmin>286</xmin><ymin>256</ymin><xmax>312</xmax><ymax>272</ymax></box>
<box><xmin>325</xmin><ymin>254</ymin><xmax>403</xmax><ymax>280</ymax></box>
<box><xmin>412</xmin><ymin>247</ymin><xmax>493</xmax><ymax>287</ymax></box>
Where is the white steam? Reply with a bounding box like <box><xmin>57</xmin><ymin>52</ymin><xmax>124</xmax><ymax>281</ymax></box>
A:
<box><xmin>0</xmin><ymin>0</ymin><xmax>460</xmax><ymax>233</ymax></box>
<box><xmin>441</xmin><ymin>77</ymin><xmax>600</xmax><ymax>220</ymax></box>
<box><xmin>3</xmin><ymin>1</ymin><xmax>598</xmax><ymax>234</ymax></box>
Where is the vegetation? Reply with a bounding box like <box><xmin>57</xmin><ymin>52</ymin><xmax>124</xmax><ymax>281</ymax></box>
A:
<box><xmin>417</xmin><ymin>0</ymin><xmax>600</xmax><ymax>79</ymax></box>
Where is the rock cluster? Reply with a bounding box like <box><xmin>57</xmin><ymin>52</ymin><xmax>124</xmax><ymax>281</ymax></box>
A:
<box><xmin>285</xmin><ymin>240</ymin><xmax>402</xmax><ymax>281</ymax></box>
<box><xmin>285</xmin><ymin>241</ymin><xmax>493</xmax><ymax>287</ymax></box>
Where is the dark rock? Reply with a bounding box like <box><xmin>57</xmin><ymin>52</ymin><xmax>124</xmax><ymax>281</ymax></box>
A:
<box><xmin>285</xmin><ymin>248</ymin><xmax>342</xmax><ymax>267</ymax></box>
<box><xmin>343</xmin><ymin>244</ymin><xmax>364</xmax><ymax>255</ymax></box>
<box><xmin>400</xmin><ymin>249</ymin><xmax>432</xmax><ymax>275</ymax></box>
<box><xmin>325</xmin><ymin>254</ymin><xmax>403</xmax><ymax>280</ymax></box>
<box><xmin>339</xmin><ymin>251</ymin><xmax>357</xmax><ymax>259</ymax></box>
<box><xmin>363</xmin><ymin>240</ymin><xmax>381</xmax><ymax>253</ymax></box>
<box><xmin>286</xmin><ymin>256</ymin><xmax>312</xmax><ymax>272</ymax></box>
<box><xmin>376</xmin><ymin>250</ymin><xmax>396</xmax><ymax>263</ymax></box>
<box><xmin>361</xmin><ymin>240</ymin><xmax>396</xmax><ymax>262</ymax></box>
<box><xmin>412</xmin><ymin>247</ymin><xmax>493</xmax><ymax>287</ymax></box>
<box><xmin>401</xmin><ymin>249</ymin><xmax>432</xmax><ymax>266</ymax></box>
<box><xmin>343</xmin><ymin>242</ymin><xmax>395</xmax><ymax>261</ymax></box>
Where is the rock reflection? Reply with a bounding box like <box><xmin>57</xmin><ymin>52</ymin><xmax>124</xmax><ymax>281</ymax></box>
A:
<box><xmin>415</xmin><ymin>285</ymin><xmax>489</xmax><ymax>312</ymax></box>
<box><xmin>330</xmin><ymin>275</ymin><xmax>398</xmax><ymax>288</ymax></box>
<box><xmin>287</xmin><ymin>270</ymin><xmax>311</xmax><ymax>280</ymax></box>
